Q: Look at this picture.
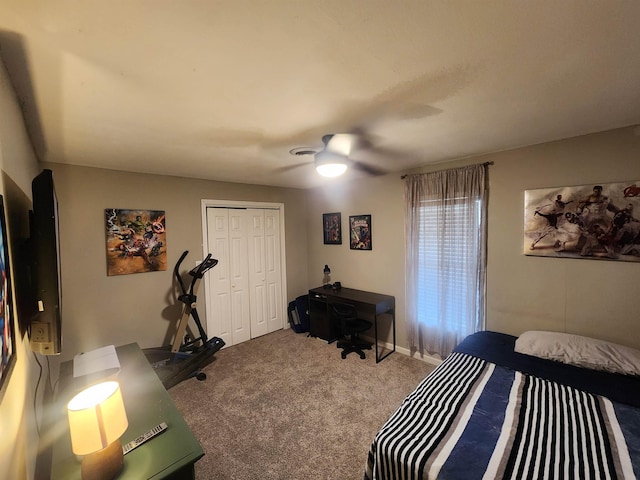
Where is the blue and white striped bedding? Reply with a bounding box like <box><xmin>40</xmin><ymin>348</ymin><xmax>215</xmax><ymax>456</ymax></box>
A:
<box><xmin>365</xmin><ymin>333</ymin><xmax>640</xmax><ymax>480</ymax></box>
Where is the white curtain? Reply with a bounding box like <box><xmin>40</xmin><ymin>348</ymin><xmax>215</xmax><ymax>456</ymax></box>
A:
<box><xmin>404</xmin><ymin>163</ymin><xmax>488</xmax><ymax>357</ymax></box>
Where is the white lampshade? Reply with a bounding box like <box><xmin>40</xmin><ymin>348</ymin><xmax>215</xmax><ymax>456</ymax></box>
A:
<box><xmin>67</xmin><ymin>381</ymin><xmax>128</xmax><ymax>456</ymax></box>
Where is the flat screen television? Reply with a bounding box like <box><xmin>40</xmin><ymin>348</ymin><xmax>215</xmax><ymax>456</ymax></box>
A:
<box><xmin>29</xmin><ymin>169</ymin><xmax>62</xmax><ymax>355</ymax></box>
<box><xmin>0</xmin><ymin>194</ymin><xmax>17</xmax><ymax>391</ymax></box>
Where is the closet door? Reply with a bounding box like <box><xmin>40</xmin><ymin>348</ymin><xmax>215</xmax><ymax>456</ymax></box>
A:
<box><xmin>206</xmin><ymin>208</ymin><xmax>250</xmax><ymax>346</ymax></box>
<box><xmin>247</xmin><ymin>209</ymin><xmax>268</xmax><ymax>337</ymax></box>
<box><xmin>206</xmin><ymin>208</ymin><xmax>232</xmax><ymax>346</ymax></box>
<box><xmin>228</xmin><ymin>210</ymin><xmax>251</xmax><ymax>344</ymax></box>
<box><xmin>205</xmin><ymin>205</ymin><xmax>284</xmax><ymax>347</ymax></box>
<box><xmin>246</xmin><ymin>209</ymin><xmax>284</xmax><ymax>338</ymax></box>
<box><xmin>264</xmin><ymin>209</ymin><xmax>283</xmax><ymax>334</ymax></box>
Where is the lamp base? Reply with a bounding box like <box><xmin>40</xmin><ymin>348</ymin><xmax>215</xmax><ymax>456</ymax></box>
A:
<box><xmin>81</xmin><ymin>439</ymin><xmax>124</xmax><ymax>480</ymax></box>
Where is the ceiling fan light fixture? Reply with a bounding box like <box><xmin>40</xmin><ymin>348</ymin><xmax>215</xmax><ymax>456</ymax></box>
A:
<box><xmin>316</xmin><ymin>162</ymin><xmax>347</xmax><ymax>177</ymax></box>
<box><xmin>315</xmin><ymin>150</ymin><xmax>348</xmax><ymax>177</ymax></box>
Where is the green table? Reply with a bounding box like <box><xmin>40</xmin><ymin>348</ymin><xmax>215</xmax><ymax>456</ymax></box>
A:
<box><xmin>51</xmin><ymin>343</ymin><xmax>204</xmax><ymax>479</ymax></box>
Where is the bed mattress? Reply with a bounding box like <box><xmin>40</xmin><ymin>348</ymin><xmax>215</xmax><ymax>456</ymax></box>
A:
<box><xmin>364</xmin><ymin>331</ymin><xmax>640</xmax><ymax>480</ymax></box>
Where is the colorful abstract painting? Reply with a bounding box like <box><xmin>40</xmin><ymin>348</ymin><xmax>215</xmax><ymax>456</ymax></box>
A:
<box><xmin>105</xmin><ymin>209</ymin><xmax>167</xmax><ymax>275</ymax></box>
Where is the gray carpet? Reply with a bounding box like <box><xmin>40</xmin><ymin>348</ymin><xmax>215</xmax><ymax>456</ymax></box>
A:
<box><xmin>169</xmin><ymin>329</ymin><xmax>435</xmax><ymax>479</ymax></box>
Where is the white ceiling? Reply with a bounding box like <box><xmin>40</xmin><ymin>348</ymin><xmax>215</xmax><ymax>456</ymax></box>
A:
<box><xmin>1</xmin><ymin>1</ymin><xmax>640</xmax><ymax>189</ymax></box>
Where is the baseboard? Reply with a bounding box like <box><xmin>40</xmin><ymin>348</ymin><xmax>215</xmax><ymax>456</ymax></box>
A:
<box><xmin>296</xmin><ymin>327</ymin><xmax>444</xmax><ymax>367</ymax></box>
<box><xmin>361</xmin><ymin>334</ymin><xmax>443</xmax><ymax>367</ymax></box>
<box><xmin>395</xmin><ymin>344</ymin><xmax>443</xmax><ymax>366</ymax></box>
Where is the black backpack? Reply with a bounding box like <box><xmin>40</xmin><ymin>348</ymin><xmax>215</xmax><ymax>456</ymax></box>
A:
<box><xmin>287</xmin><ymin>295</ymin><xmax>310</xmax><ymax>333</ymax></box>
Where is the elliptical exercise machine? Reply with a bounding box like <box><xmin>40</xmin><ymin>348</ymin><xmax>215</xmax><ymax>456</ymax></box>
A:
<box><xmin>144</xmin><ymin>250</ymin><xmax>225</xmax><ymax>389</ymax></box>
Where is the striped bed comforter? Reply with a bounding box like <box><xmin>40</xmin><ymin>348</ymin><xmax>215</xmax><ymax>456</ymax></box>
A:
<box><xmin>365</xmin><ymin>351</ymin><xmax>640</xmax><ymax>480</ymax></box>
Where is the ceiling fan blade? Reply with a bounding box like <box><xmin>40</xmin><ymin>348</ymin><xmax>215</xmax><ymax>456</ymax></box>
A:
<box><xmin>273</xmin><ymin>162</ymin><xmax>312</xmax><ymax>174</ymax></box>
<box><xmin>347</xmin><ymin>126</ymin><xmax>378</xmax><ymax>150</ymax></box>
<box><xmin>350</xmin><ymin>160</ymin><xmax>387</xmax><ymax>176</ymax></box>
<box><xmin>369</xmin><ymin>143</ymin><xmax>423</xmax><ymax>163</ymax></box>
<box><xmin>322</xmin><ymin>133</ymin><xmax>355</xmax><ymax>156</ymax></box>
<box><xmin>321</xmin><ymin>134</ymin><xmax>334</xmax><ymax>146</ymax></box>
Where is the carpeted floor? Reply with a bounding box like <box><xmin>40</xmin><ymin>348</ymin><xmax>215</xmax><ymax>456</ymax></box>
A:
<box><xmin>169</xmin><ymin>329</ymin><xmax>435</xmax><ymax>479</ymax></box>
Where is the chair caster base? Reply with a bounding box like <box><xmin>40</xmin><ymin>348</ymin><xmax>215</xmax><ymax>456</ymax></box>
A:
<box><xmin>339</xmin><ymin>346</ymin><xmax>370</xmax><ymax>359</ymax></box>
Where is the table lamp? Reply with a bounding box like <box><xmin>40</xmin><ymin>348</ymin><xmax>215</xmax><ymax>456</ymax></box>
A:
<box><xmin>323</xmin><ymin>264</ymin><xmax>331</xmax><ymax>287</ymax></box>
<box><xmin>67</xmin><ymin>381</ymin><xmax>129</xmax><ymax>480</ymax></box>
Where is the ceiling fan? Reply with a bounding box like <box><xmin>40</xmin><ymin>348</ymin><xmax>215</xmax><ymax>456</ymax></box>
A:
<box><xmin>284</xmin><ymin>133</ymin><xmax>387</xmax><ymax>178</ymax></box>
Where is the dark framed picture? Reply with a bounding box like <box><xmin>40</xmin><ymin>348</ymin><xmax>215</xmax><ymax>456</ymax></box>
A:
<box><xmin>0</xmin><ymin>195</ymin><xmax>16</xmax><ymax>395</ymax></box>
<box><xmin>349</xmin><ymin>214</ymin><xmax>372</xmax><ymax>250</ymax></box>
<box><xmin>323</xmin><ymin>212</ymin><xmax>342</xmax><ymax>245</ymax></box>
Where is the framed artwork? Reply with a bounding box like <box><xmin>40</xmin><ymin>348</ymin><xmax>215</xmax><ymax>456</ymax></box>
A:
<box><xmin>323</xmin><ymin>212</ymin><xmax>342</xmax><ymax>245</ymax></box>
<box><xmin>524</xmin><ymin>180</ymin><xmax>640</xmax><ymax>262</ymax></box>
<box><xmin>105</xmin><ymin>209</ymin><xmax>167</xmax><ymax>275</ymax></box>
<box><xmin>349</xmin><ymin>214</ymin><xmax>372</xmax><ymax>250</ymax></box>
<box><xmin>0</xmin><ymin>195</ymin><xmax>15</xmax><ymax>395</ymax></box>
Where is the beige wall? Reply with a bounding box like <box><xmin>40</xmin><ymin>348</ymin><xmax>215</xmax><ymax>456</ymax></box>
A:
<box><xmin>306</xmin><ymin>176</ymin><xmax>406</xmax><ymax>348</ymax></box>
<box><xmin>0</xmin><ymin>55</ymin><xmax>42</xmax><ymax>480</ymax></box>
<box><xmin>44</xmin><ymin>163</ymin><xmax>309</xmax><ymax>362</ymax></box>
<box><xmin>486</xmin><ymin>126</ymin><xmax>640</xmax><ymax>346</ymax></box>
<box><xmin>308</xmin><ymin>125</ymin><xmax>640</xmax><ymax>355</ymax></box>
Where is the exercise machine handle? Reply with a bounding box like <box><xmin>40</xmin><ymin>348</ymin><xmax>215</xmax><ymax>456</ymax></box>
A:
<box><xmin>190</xmin><ymin>253</ymin><xmax>218</xmax><ymax>279</ymax></box>
<box><xmin>174</xmin><ymin>250</ymin><xmax>190</xmax><ymax>296</ymax></box>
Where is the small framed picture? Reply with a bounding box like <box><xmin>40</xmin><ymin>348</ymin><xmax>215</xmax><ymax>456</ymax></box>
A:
<box><xmin>349</xmin><ymin>214</ymin><xmax>372</xmax><ymax>250</ymax></box>
<box><xmin>323</xmin><ymin>212</ymin><xmax>342</xmax><ymax>245</ymax></box>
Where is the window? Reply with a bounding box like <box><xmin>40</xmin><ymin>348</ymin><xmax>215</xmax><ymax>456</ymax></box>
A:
<box><xmin>417</xmin><ymin>197</ymin><xmax>482</xmax><ymax>334</ymax></box>
<box><xmin>405</xmin><ymin>164</ymin><xmax>488</xmax><ymax>357</ymax></box>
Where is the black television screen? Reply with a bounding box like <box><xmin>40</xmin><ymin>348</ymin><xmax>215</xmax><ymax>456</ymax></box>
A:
<box><xmin>29</xmin><ymin>169</ymin><xmax>62</xmax><ymax>355</ymax></box>
<box><xmin>0</xmin><ymin>194</ymin><xmax>16</xmax><ymax>391</ymax></box>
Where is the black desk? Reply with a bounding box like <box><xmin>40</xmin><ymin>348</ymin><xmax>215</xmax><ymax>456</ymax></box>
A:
<box><xmin>308</xmin><ymin>286</ymin><xmax>396</xmax><ymax>363</ymax></box>
<box><xmin>51</xmin><ymin>343</ymin><xmax>204</xmax><ymax>479</ymax></box>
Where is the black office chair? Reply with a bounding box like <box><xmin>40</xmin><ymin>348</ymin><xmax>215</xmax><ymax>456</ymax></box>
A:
<box><xmin>331</xmin><ymin>303</ymin><xmax>373</xmax><ymax>359</ymax></box>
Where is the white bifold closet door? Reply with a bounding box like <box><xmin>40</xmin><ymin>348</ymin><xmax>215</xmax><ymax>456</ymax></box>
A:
<box><xmin>205</xmin><ymin>207</ymin><xmax>284</xmax><ymax>347</ymax></box>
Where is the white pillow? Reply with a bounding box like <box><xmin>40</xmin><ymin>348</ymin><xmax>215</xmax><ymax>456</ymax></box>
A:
<box><xmin>514</xmin><ymin>330</ymin><xmax>640</xmax><ymax>376</ymax></box>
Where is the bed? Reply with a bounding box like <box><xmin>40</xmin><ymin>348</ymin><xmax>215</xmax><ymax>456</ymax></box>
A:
<box><xmin>364</xmin><ymin>331</ymin><xmax>640</xmax><ymax>480</ymax></box>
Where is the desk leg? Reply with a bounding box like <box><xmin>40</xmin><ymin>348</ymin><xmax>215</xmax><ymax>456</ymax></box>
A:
<box><xmin>374</xmin><ymin>314</ymin><xmax>379</xmax><ymax>362</ymax></box>
<box><xmin>374</xmin><ymin>308</ymin><xmax>396</xmax><ymax>363</ymax></box>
